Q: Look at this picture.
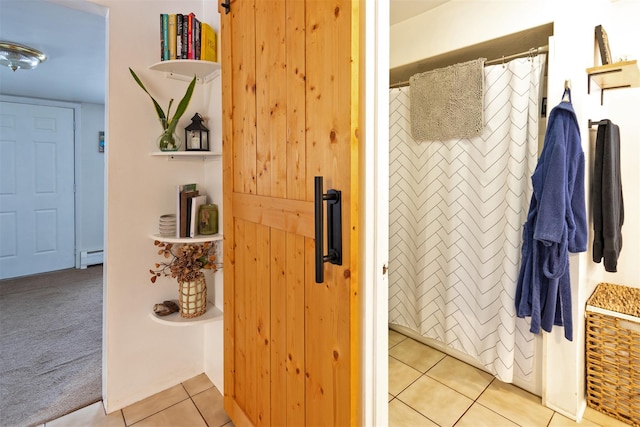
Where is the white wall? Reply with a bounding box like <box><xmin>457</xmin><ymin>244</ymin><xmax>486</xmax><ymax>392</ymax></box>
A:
<box><xmin>91</xmin><ymin>0</ymin><xmax>223</xmax><ymax>412</ymax></box>
<box><xmin>390</xmin><ymin>0</ymin><xmax>639</xmax><ymax>420</ymax></box>
<box><xmin>77</xmin><ymin>102</ymin><xmax>105</xmax><ymax>259</ymax></box>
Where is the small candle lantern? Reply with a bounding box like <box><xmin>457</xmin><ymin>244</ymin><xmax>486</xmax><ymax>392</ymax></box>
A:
<box><xmin>184</xmin><ymin>113</ymin><xmax>209</xmax><ymax>151</ymax></box>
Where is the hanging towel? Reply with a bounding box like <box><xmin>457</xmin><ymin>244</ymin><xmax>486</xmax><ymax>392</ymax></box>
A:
<box><xmin>409</xmin><ymin>58</ymin><xmax>486</xmax><ymax>141</ymax></box>
<box><xmin>592</xmin><ymin>120</ymin><xmax>624</xmax><ymax>272</ymax></box>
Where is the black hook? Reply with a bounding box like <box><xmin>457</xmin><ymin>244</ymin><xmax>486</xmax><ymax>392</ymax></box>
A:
<box><xmin>221</xmin><ymin>0</ymin><xmax>230</xmax><ymax>14</ymax></box>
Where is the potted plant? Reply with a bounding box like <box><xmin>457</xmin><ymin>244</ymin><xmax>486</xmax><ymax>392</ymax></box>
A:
<box><xmin>129</xmin><ymin>67</ymin><xmax>197</xmax><ymax>151</ymax></box>
<box><xmin>150</xmin><ymin>240</ymin><xmax>219</xmax><ymax>318</ymax></box>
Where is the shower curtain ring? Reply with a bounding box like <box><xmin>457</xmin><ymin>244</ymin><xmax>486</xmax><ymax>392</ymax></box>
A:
<box><xmin>502</xmin><ymin>55</ymin><xmax>505</xmax><ymax>68</ymax></box>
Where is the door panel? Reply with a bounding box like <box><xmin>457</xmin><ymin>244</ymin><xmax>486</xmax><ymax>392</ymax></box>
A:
<box><xmin>0</xmin><ymin>101</ymin><xmax>75</xmax><ymax>279</ymax></box>
<box><xmin>222</xmin><ymin>0</ymin><xmax>359</xmax><ymax>425</ymax></box>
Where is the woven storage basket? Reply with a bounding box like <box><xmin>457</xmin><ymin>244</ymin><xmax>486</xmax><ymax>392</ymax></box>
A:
<box><xmin>586</xmin><ymin>282</ymin><xmax>640</xmax><ymax>426</ymax></box>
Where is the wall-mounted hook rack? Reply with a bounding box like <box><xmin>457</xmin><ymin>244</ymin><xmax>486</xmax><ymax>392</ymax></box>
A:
<box><xmin>588</xmin><ymin>119</ymin><xmax>608</xmax><ymax>128</ymax></box>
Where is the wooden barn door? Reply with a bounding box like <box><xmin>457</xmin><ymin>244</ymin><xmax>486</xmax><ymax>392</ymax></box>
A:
<box><xmin>220</xmin><ymin>0</ymin><xmax>360</xmax><ymax>426</ymax></box>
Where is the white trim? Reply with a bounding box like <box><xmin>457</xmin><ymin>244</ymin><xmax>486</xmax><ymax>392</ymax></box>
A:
<box><xmin>362</xmin><ymin>1</ymin><xmax>390</xmax><ymax>424</ymax></box>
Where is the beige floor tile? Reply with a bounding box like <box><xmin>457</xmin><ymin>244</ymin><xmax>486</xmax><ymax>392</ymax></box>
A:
<box><xmin>476</xmin><ymin>380</ymin><xmax>553</xmax><ymax>427</ymax></box>
<box><xmin>121</xmin><ymin>384</ymin><xmax>189</xmax><ymax>425</ymax></box>
<box><xmin>388</xmin><ymin>356</ymin><xmax>422</xmax><ymax>396</ymax></box>
<box><xmin>192</xmin><ymin>387</ymin><xmax>231</xmax><ymax>427</ymax></box>
<box><xmin>398</xmin><ymin>376</ymin><xmax>473</xmax><ymax>427</ymax></box>
<box><xmin>46</xmin><ymin>402</ymin><xmax>125</xmax><ymax>427</ymax></box>
<box><xmin>389</xmin><ymin>399</ymin><xmax>438</xmax><ymax>427</ymax></box>
<box><xmin>183</xmin><ymin>373</ymin><xmax>214</xmax><ymax>396</ymax></box>
<box><xmin>583</xmin><ymin>406</ymin><xmax>631</xmax><ymax>427</ymax></box>
<box><xmin>130</xmin><ymin>399</ymin><xmax>206</xmax><ymax>427</ymax></box>
<box><xmin>548</xmin><ymin>411</ymin><xmax>601</xmax><ymax>426</ymax></box>
<box><xmin>427</xmin><ymin>356</ymin><xmax>493</xmax><ymax>400</ymax></box>
<box><xmin>389</xmin><ymin>329</ymin><xmax>407</xmax><ymax>348</ymax></box>
<box><xmin>454</xmin><ymin>402</ymin><xmax>518</xmax><ymax>427</ymax></box>
<box><xmin>389</xmin><ymin>338</ymin><xmax>445</xmax><ymax>372</ymax></box>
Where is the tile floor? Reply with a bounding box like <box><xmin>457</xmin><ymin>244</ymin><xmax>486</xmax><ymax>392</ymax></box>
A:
<box><xmin>389</xmin><ymin>329</ymin><xmax>630</xmax><ymax>427</ymax></box>
<box><xmin>43</xmin><ymin>374</ymin><xmax>233</xmax><ymax>427</ymax></box>
<box><xmin>41</xmin><ymin>332</ymin><xmax>630</xmax><ymax>426</ymax></box>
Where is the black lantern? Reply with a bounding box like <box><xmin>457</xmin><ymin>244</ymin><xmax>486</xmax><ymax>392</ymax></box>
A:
<box><xmin>184</xmin><ymin>113</ymin><xmax>209</xmax><ymax>151</ymax></box>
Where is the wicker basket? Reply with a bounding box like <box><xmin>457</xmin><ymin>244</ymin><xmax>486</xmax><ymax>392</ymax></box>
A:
<box><xmin>178</xmin><ymin>274</ymin><xmax>208</xmax><ymax>318</ymax></box>
<box><xmin>586</xmin><ymin>283</ymin><xmax>640</xmax><ymax>426</ymax></box>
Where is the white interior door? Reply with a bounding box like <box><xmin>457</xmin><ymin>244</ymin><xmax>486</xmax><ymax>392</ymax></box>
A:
<box><xmin>0</xmin><ymin>101</ymin><xmax>75</xmax><ymax>279</ymax></box>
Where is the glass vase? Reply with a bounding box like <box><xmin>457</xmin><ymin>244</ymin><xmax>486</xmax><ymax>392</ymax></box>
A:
<box><xmin>157</xmin><ymin>129</ymin><xmax>182</xmax><ymax>152</ymax></box>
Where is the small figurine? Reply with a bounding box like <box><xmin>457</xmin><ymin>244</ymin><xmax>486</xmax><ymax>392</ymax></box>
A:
<box><xmin>153</xmin><ymin>300</ymin><xmax>180</xmax><ymax>316</ymax></box>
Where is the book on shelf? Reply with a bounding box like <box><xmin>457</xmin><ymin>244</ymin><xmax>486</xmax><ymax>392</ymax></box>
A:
<box><xmin>159</xmin><ymin>12</ymin><xmax>216</xmax><ymax>64</ymax></box>
<box><xmin>201</xmin><ymin>23</ymin><xmax>216</xmax><ymax>62</ymax></box>
<box><xmin>176</xmin><ymin>14</ymin><xmax>183</xmax><ymax>59</ymax></box>
<box><xmin>161</xmin><ymin>13</ymin><xmax>169</xmax><ymax>61</ymax></box>
<box><xmin>176</xmin><ymin>183</ymin><xmax>197</xmax><ymax>238</ymax></box>
<box><xmin>595</xmin><ymin>25</ymin><xmax>612</xmax><ymax>66</ymax></box>
<box><xmin>181</xmin><ymin>15</ymin><xmax>189</xmax><ymax>60</ymax></box>
<box><xmin>180</xmin><ymin>188</ymin><xmax>199</xmax><ymax>238</ymax></box>
<box><xmin>194</xmin><ymin>17</ymin><xmax>201</xmax><ymax>60</ymax></box>
<box><xmin>189</xmin><ymin>195</ymin><xmax>208</xmax><ymax>238</ymax></box>
<box><xmin>168</xmin><ymin>14</ymin><xmax>177</xmax><ymax>60</ymax></box>
<box><xmin>187</xmin><ymin>12</ymin><xmax>195</xmax><ymax>59</ymax></box>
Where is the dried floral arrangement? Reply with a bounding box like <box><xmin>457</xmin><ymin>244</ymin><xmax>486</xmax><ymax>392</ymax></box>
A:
<box><xmin>150</xmin><ymin>241</ymin><xmax>219</xmax><ymax>283</ymax></box>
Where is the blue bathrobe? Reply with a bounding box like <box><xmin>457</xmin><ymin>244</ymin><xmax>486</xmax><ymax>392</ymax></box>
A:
<box><xmin>515</xmin><ymin>99</ymin><xmax>587</xmax><ymax>341</ymax></box>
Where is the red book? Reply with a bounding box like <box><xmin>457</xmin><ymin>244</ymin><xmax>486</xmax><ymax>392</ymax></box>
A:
<box><xmin>187</xmin><ymin>13</ymin><xmax>195</xmax><ymax>59</ymax></box>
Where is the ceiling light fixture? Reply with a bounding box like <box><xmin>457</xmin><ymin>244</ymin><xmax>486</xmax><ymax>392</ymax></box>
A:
<box><xmin>0</xmin><ymin>41</ymin><xmax>47</xmax><ymax>72</ymax></box>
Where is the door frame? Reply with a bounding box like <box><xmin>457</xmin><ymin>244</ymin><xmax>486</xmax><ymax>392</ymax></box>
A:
<box><xmin>0</xmin><ymin>94</ymin><xmax>81</xmax><ymax>271</ymax></box>
<box><xmin>360</xmin><ymin>1</ymin><xmax>389</xmax><ymax>425</ymax></box>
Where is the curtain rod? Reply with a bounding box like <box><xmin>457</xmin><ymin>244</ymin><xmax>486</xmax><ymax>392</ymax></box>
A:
<box><xmin>389</xmin><ymin>45</ymin><xmax>549</xmax><ymax>89</ymax></box>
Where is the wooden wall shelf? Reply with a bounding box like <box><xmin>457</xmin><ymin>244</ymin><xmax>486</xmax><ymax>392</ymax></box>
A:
<box><xmin>586</xmin><ymin>60</ymin><xmax>640</xmax><ymax>105</ymax></box>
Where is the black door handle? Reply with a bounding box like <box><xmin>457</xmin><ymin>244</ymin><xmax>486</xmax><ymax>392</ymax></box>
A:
<box><xmin>314</xmin><ymin>176</ymin><xmax>342</xmax><ymax>283</ymax></box>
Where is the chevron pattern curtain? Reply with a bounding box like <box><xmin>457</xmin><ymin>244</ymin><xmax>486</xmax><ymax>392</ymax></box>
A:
<box><xmin>388</xmin><ymin>55</ymin><xmax>546</xmax><ymax>383</ymax></box>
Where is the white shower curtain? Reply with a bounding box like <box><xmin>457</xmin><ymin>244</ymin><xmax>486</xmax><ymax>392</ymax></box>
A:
<box><xmin>388</xmin><ymin>54</ymin><xmax>546</xmax><ymax>383</ymax></box>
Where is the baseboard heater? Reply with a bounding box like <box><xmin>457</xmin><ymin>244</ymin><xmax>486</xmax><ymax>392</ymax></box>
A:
<box><xmin>80</xmin><ymin>250</ymin><xmax>104</xmax><ymax>269</ymax></box>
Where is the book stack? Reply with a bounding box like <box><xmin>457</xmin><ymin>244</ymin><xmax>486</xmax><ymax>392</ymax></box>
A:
<box><xmin>160</xmin><ymin>13</ymin><xmax>217</xmax><ymax>62</ymax></box>
<box><xmin>176</xmin><ymin>183</ymin><xmax>209</xmax><ymax>238</ymax></box>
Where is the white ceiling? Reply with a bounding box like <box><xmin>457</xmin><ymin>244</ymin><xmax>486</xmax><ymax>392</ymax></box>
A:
<box><xmin>0</xmin><ymin>0</ymin><xmax>444</xmax><ymax>105</ymax></box>
<box><xmin>0</xmin><ymin>0</ymin><xmax>106</xmax><ymax>105</ymax></box>
<box><xmin>390</xmin><ymin>0</ymin><xmax>450</xmax><ymax>25</ymax></box>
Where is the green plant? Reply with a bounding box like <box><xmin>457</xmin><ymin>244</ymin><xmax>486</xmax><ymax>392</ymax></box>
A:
<box><xmin>129</xmin><ymin>67</ymin><xmax>197</xmax><ymax>138</ymax></box>
<box><xmin>150</xmin><ymin>241</ymin><xmax>219</xmax><ymax>283</ymax></box>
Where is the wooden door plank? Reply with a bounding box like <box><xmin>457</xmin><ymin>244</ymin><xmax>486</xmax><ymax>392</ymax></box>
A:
<box><xmin>234</xmin><ymin>219</ymin><xmax>247</xmax><ymax>409</ymax></box>
<box><xmin>270</xmin><ymin>228</ymin><xmax>287</xmax><ymax>426</ymax></box>
<box><xmin>232</xmin><ymin>192</ymin><xmax>314</xmax><ymax>238</ymax></box>
<box><xmin>286</xmin><ymin>232</ymin><xmax>306</xmax><ymax>426</ymax></box>
<box><xmin>233</xmin><ymin>0</ymin><xmax>257</xmax><ymax>194</ymax></box>
<box><xmin>221</xmin><ymin>0</ymin><xmax>236</xmax><ymax>412</ymax></box>
<box><xmin>244</xmin><ymin>220</ymin><xmax>257</xmax><ymax>422</ymax></box>
<box><xmin>304</xmin><ymin>0</ymin><xmax>352</xmax><ymax>424</ymax></box>
<box><xmin>286</xmin><ymin>0</ymin><xmax>307</xmax><ymax>201</ymax></box>
<box><xmin>256</xmin><ymin>0</ymin><xmax>287</xmax><ymax>198</ymax></box>
<box><xmin>255</xmin><ymin>224</ymin><xmax>271</xmax><ymax>426</ymax></box>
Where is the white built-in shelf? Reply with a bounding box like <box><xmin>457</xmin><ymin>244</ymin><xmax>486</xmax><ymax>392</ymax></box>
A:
<box><xmin>151</xmin><ymin>151</ymin><xmax>221</xmax><ymax>159</ymax></box>
<box><xmin>149</xmin><ymin>60</ymin><xmax>220</xmax><ymax>82</ymax></box>
<box><xmin>150</xmin><ymin>301</ymin><xmax>223</xmax><ymax>326</ymax></box>
<box><xmin>586</xmin><ymin>60</ymin><xmax>640</xmax><ymax>105</ymax></box>
<box><xmin>151</xmin><ymin>233</ymin><xmax>223</xmax><ymax>244</ymax></box>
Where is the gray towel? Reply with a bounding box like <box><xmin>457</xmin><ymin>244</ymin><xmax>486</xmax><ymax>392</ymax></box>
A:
<box><xmin>410</xmin><ymin>58</ymin><xmax>486</xmax><ymax>141</ymax></box>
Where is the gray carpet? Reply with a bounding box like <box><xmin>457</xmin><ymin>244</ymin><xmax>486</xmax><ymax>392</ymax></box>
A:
<box><xmin>0</xmin><ymin>266</ymin><xmax>102</xmax><ymax>427</ymax></box>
